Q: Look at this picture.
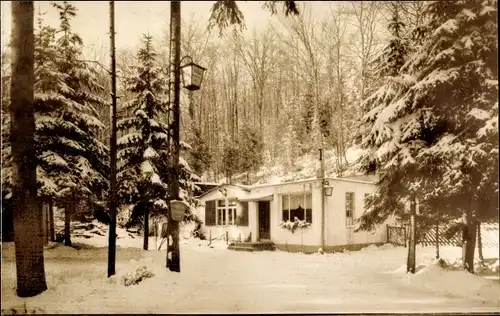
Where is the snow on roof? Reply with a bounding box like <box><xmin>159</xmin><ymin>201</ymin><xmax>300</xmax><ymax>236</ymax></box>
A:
<box><xmin>195</xmin><ymin>183</ymin><xmax>251</xmax><ymax>199</ymax></box>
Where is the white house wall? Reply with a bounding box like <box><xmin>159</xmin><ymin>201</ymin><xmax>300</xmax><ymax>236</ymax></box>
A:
<box><xmin>196</xmin><ymin>186</ymin><xmax>253</xmax><ymax>242</ymax></box>
<box><xmin>251</xmin><ymin>180</ymin><xmax>322</xmax><ymax>247</ymax></box>
<box><xmin>325</xmin><ymin>179</ymin><xmax>387</xmax><ymax>247</ymax></box>
<box><xmin>195</xmin><ymin>178</ymin><xmax>393</xmax><ymax>251</ymax></box>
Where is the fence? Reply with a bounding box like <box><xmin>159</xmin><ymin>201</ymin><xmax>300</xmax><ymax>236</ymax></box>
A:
<box><xmin>386</xmin><ymin>225</ymin><xmax>407</xmax><ymax>247</ymax></box>
<box><xmin>387</xmin><ymin>223</ymin><xmax>499</xmax><ymax>248</ymax></box>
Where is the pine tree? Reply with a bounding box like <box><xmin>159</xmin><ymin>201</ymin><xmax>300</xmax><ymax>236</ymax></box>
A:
<box><xmin>357</xmin><ymin>0</ymin><xmax>498</xmax><ymax>273</ymax></box>
<box><xmin>238</xmin><ymin>125</ymin><xmax>264</xmax><ymax>183</ymax></box>
<box><xmin>3</xmin><ymin>3</ymin><xmax>109</xmax><ymax>247</ymax></box>
<box><xmin>222</xmin><ymin>140</ymin><xmax>240</xmax><ymax>183</ymax></box>
<box><xmin>117</xmin><ymin>35</ymin><xmax>202</xmax><ymax>237</ymax></box>
<box><xmin>116</xmin><ymin>34</ymin><xmax>170</xmax><ymax>248</ymax></box>
<box><xmin>188</xmin><ymin>126</ymin><xmax>213</xmax><ymax>178</ymax></box>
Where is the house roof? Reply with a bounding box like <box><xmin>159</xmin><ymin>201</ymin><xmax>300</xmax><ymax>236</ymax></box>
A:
<box><xmin>194</xmin><ymin>182</ymin><xmax>220</xmax><ymax>196</ymax></box>
<box><xmin>239</xmin><ymin>193</ymin><xmax>274</xmax><ymax>202</ymax></box>
<box><xmin>194</xmin><ymin>175</ymin><xmax>378</xmax><ymax>200</ymax></box>
<box><xmin>195</xmin><ymin>183</ymin><xmax>251</xmax><ymax>199</ymax></box>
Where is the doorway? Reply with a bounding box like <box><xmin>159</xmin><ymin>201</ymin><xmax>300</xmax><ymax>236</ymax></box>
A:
<box><xmin>258</xmin><ymin>201</ymin><xmax>271</xmax><ymax>240</ymax></box>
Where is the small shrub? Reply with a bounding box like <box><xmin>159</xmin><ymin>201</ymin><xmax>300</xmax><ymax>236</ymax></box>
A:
<box><xmin>121</xmin><ymin>265</ymin><xmax>155</xmax><ymax>286</ymax></box>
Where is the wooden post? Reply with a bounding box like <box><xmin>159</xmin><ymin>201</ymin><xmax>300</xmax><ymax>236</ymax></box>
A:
<box><xmin>386</xmin><ymin>224</ymin><xmax>389</xmax><ymax>243</ymax></box>
<box><xmin>403</xmin><ymin>226</ymin><xmax>408</xmax><ymax>248</ymax></box>
<box><xmin>407</xmin><ymin>196</ymin><xmax>417</xmax><ymax>273</ymax></box>
<box><xmin>143</xmin><ymin>206</ymin><xmax>149</xmax><ymax>250</ymax></box>
<box><xmin>64</xmin><ymin>201</ymin><xmax>71</xmax><ymax>246</ymax></box>
<box><xmin>165</xmin><ymin>0</ymin><xmax>181</xmax><ymax>273</ymax></box>
<box><xmin>435</xmin><ymin>220</ymin><xmax>440</xmax><ymax>259</ymax></box>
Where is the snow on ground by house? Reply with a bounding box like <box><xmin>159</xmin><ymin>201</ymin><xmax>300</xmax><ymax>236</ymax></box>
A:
<box><xmin>2</xmin><ymin>231</ymin><xmax>499</xmax><ymax>314</ymax></box>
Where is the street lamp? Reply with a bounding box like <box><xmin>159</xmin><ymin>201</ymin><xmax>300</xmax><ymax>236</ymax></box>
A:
<box><xmin>166</xmin><ymin>1</ymin><xmax>206</xmax><ymax>273</ymax></box>
<box><xmin>180</xmin><ymin>56</ymin><xmax>206</xmax><ymax>91</ymax></box>
<box><xmin>324</xmin><ymin>180</ymin><xmax>333</xmax><ymax>197</ymax></box>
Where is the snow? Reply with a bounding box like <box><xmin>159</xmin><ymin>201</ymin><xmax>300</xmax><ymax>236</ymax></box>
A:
<box><xmin>143</xmin><ymin>147</ymin><xmax>158</xmax><ymax>159</ymax></box>
<box><xmin>2</xmin><ymin>236</ymin><xmax>499</xmax><ymax>314</ymax></box>
<box><xmin>140</xmin><ymin>160</ymin><xmax>154</xmax><ymax>174</ymax></box>
<box><xmin>150</xmin><ymin>172</ymin><xmax>161</xmax><ymax>184</ymax></box>
<box><xmin>252</xmin><ymin>146</ymin><xmax>366</xmax><ymax>185</ymax></box>
<box><xmin>468</xmin><ymin>108</ymin><xmax>491</xmax><ymax>121</ymax></box>
<box><xmin>117</xmin><ymin>132</ymin><xmax>142</xmax><ymax>147</ymax></box>
<box><xmin>41</xmin><ymin>151</ymin><xmax>68</xmax><ymax>168</ymax></box>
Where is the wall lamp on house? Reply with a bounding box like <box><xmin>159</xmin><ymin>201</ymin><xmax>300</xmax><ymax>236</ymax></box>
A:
<box><xmin>324</xmin><ymin>181</ymin><xmax>333</xmax><ymax>196</ymax></box>
<box><xmin>219</xmin><ymin>188</ymin><xmax>227</xmax><ymax>197</ymax></box>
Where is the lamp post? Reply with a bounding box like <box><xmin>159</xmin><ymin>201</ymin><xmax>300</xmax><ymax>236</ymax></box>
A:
<box><xmin>166</xmin><ymin>1</ymin><xmax>206</xmax><ymax>273</ymax></box>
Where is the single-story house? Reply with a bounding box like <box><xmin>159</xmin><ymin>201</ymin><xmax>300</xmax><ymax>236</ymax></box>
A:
<box><xmin>195</xmin><ymin>175</ymin><xmax>394</xmax><ymax>253</ymax></box>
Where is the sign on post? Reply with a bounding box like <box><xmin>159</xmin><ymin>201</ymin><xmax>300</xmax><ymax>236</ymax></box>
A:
<box><xmin>170</xmin><ymin>200</ymin><xmax>189</xmax><ymax>222</ymax></box>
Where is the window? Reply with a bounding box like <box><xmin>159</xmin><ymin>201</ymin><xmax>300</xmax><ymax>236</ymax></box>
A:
<box><xmin>281</xmin><ymin>193</ymin><xmax>312</xmax><ymax>223</ymax></box>
<box><xmin>345</xmin><ymin>192</ymin><xmax>354</xmax><ymax>226</ymax></box>
<box><xmin>216</xmin><ymin>199</ymin><xmax>237</xmax><ymax>225</ymax></box>
<box><xmin>205</xmin><ymin>200</ymin><xmax>216</xmax><ymax>226</ymax></box>
<box><xmin>236</xmin><ymin>201</ymin><xmax>249</xmax><ymax>226</ymax></box>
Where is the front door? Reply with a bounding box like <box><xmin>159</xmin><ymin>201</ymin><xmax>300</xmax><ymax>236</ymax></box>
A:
<box><xmin>258</xmin><ymin>201</ymin><xmax>271</xmax><ymax>240</ymax></box>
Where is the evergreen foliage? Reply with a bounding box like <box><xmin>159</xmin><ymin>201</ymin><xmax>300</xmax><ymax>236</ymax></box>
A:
<box><xmin>2</xmin><ymin>3</ymin><xmax>109</xmax><ymax>221</ymax></box>
<box><xmin>117</xmin><ymin>33</ymin><xmax>170</xmax><ymax>225</ymax></box>
<box><xmin>188</xmin><ymin>126</ymin><xmax>213</xmax><ymax>177</ymax></box>
<box><xmin>356</xmin><ymin>0</ymin><xmax>498</xmax><ymax>231</ymax></box>
<box><xmin>117</xmin><ymin>34</ymin><xmax>202</xmax><ymax>226</ymax></box>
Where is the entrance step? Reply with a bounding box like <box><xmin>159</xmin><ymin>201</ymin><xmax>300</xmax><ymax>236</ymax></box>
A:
<box><xmin>227</xmin><ymin>245</ymin><xmax>255</xmax><ymax>252</ymax></box>
<box><xmin>228</xmin><ymin>241</ymin><xmax>276</xmax><ymax>252</ymax></box>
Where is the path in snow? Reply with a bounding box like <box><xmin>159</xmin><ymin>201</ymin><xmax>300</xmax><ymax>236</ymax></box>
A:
<box><xmin>1</xmin><ymin>241</ymin><xmax>499</xmax><ymax>314</ymax></box>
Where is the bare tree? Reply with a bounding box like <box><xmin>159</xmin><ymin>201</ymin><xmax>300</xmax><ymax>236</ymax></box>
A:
<box><xmin>235</xmin><ymin>27</ymin><xmax>276</xmax><ymax>137</ymax></box>
<box><xmin>347</xmin><ymin>1</ymin><xmax>386</xmax><ymax>114</ymax></box>
<box><xmin>321</xmin><ymin>3</ymin><xmax>352</xmax><ymax>173</ymax></box>
<box><xmin>10</xmin><ymin>0</ymin><xmax>47</xmax><ymax>297</ymax></box>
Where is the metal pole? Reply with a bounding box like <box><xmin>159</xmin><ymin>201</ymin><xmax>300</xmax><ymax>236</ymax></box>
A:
<box><xmin>319</xmin><ymin>149</ymin><xmax>325</xmax><ymax>250</ymax></box>
<box><xmin>166</xmin><ymin>0</ymin><xmax>181</xmax><ymax>272</ymax></box>
<box><xmin>107</xmin><ymin>0</ymin><xmax>118</xmax><ymax>278</ymax></box>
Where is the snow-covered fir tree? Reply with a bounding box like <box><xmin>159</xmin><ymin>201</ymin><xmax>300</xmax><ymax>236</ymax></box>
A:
<box><xmin>188</xmin><ymin>126</ymin><xmax>213</xmax><ymax>178</ymax></box>
<box><xmin>356</xmin><ymin>0</ymin><xmax>497</xmax><ymax>272</ymax></box>
<box><xmin>117</xmin><ymin>34</ymin><xmax>202</xmax><ymax>235</ymax></box>
<box><xmin>354</xmin><ymin>1</ymin><xmax>411</xmax><ymax>228</ymax></box>
<box><xmin>117</xmin><ymin>33</ymin><xmax>170</xmax><ymax>232</ymax></box>
<box><xmin>2</xmin><ymin>4</ymin><xmax>109</xmax><ymax>245</ymax></box>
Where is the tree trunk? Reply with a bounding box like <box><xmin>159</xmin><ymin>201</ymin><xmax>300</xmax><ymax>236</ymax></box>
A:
<box><xmin>10</xmin><ymin>1</ymin><xmax>47</xmax><ymax>297</ymax></box>
<box><xmin>462</xmin><ymin>205</ymin><xmax>477</xmax><ymax>273</ymax></box>
<box><xmin>407</xmin><ymin>195</ymin><xmax>417</xmax><ymax>273</ymax></box>
<box><xmin>477</xmin><ymin>220</ymin><xmax>484</xmax><ymax>266</ymax></box>
<box><xmin>143</xmin><ymin>205</ymin><xmax>149</xmax><ymax>250</ymax></box>
<box><xmin>49</xmin><ymin>199</ymin><xmax>55</xmax><ymax>242</ymax></box>
<box><xmin>64</xmin><ymin>201</ymin><xmax>72</xmax><ymax>247</ymax></box>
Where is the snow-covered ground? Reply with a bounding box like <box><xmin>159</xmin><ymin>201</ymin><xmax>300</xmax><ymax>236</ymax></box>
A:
<box><xmin>2</xmin><ymin>232</ymin><xmax>499</xmax><ymax>314</ymax></box>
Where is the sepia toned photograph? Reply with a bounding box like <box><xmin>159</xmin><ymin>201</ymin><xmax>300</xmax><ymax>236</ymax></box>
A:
<box><xmin>1</xmin><ymin>0</ymin><xmax>499</xmax><ymax>314</ymax></box>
